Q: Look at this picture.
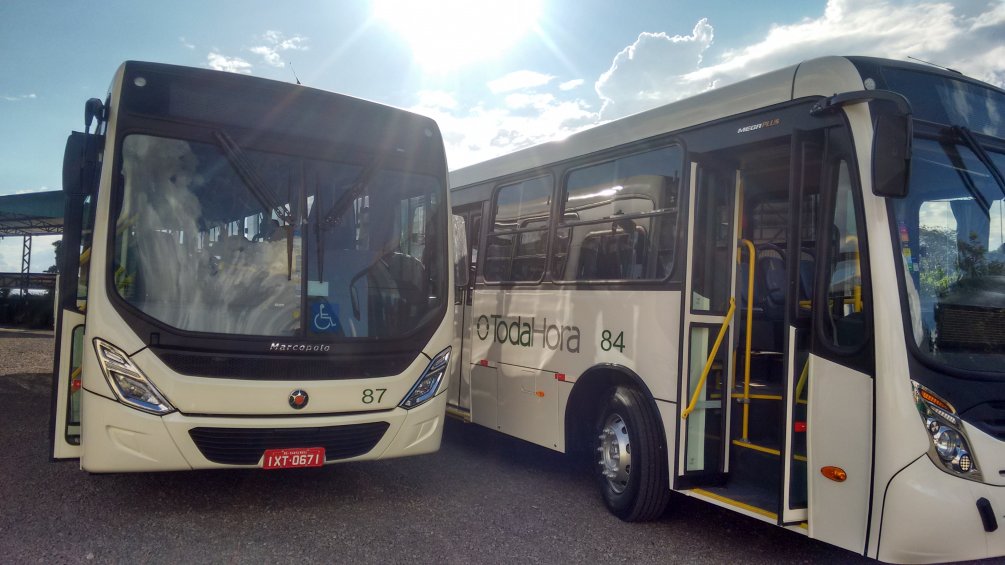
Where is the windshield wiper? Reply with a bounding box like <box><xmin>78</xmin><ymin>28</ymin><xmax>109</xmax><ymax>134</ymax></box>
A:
<box><xmin>939</xmin><ymin>130</ymin><xmax>991</xmax><ymax>212</ymax></box>
<box><xmin>952</xmin><ymin>125</ymin><xmax>1005</xmax><ymax>200</ymax></box>
<box><xmin>214</xmin><ymin>130</ymin><xmax>299</xmax><ymax>280</ymax></box>
<box><xmin>322</xmin><ymin>160</ymin><xmax>379</xmax><ymax>228</ymax></box>
<box><xmin>213</xmin><ymin>131</ymin><xmax>293</xmax><ymax>224</ymax></box>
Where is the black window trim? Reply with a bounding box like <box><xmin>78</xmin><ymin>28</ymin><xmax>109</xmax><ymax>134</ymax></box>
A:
<box><xmin>551</xmin><ymin>142</ymin><xmax>686</xmax><ymax>285</ymax></box>
<box><xmin>482</xmin><ymin>172</ymin><xmax>556</xmax><ymax>285</ymax></box>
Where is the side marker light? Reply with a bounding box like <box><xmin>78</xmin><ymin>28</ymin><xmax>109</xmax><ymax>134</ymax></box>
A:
<box><xmin>821</xmin><ymin>466</ymin><xmax>847</xmax><ymax>482</ymax></box>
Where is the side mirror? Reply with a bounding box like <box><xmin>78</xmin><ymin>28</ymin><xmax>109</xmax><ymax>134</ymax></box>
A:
<box><xmin>452</xmin><ymin>214</ymin><xmax>469</xmax><ymax>288</ymax></box>
<box><xmin>871</xmin><ymin>99</ymin><xmax>912</xmax><ymax>198</ymax></box>
<box><xmin>62</xmin><ymin>131</ymin><xmax>104</xmax><ymax>197</ymax></box>
<box><xmin>811</xmin><ymin>89</ymin><xmax>912</xmax><ymax>198</ymax></box>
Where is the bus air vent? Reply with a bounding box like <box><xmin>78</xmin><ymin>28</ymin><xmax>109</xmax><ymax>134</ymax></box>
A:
<box><xmin>188</xmin><ymin>422</ymin><xmax>390</xmax><ymax>465</ymax></box>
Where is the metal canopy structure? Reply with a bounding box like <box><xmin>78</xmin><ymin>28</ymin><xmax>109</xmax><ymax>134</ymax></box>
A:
<box><xmin>0</xmin><ymin>190</ymin><xmax>64</xmax><ymax>295</ymax></box>
<box><xmin>0</xmin><ymin>190</ymin><xmax>64</xmax><ymax>236</ymax></box>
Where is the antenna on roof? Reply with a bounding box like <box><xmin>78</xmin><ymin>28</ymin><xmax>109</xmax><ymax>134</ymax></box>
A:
<box><xmin>288</xmin><ymin>61</ymin><xmax>302</xmax><ymax>85</ymax></box>
<box><xmin>907</xmin><ymin>55</ymin><xmax>961</xmax><ymax>75</ymax></box>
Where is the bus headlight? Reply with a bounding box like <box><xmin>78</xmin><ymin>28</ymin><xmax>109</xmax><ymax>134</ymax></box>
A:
<box><xmin>94</xmin><ymin>339</ymin><xmax>175</xmax><ymax>415</ymax></box>
<box><xmin>912</xmin><ymin>381</ymin><xmax>981</xmax><ymax>481</ymax></box>
<box><xmin>400</xmin><ymin>347</ymin><xmax>450</xmax><ymax>409</ymax></box>
<box><xmin>933</xmin><ymin>426</ymin><xmax>961</xmax><ymax>461</ymax></box>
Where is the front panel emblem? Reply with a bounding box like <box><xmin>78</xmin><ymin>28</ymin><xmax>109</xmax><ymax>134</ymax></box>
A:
<box><xmin>288</xmin><ymin>389</ymin><xmax>309</xmax><ymax>410</ymax></box>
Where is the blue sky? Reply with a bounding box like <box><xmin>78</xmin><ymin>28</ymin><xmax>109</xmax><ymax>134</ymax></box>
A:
<box><xmin>1</xmin><ymin>0</ymin><xmax>1003</xmax><ymax>272</ymax></box>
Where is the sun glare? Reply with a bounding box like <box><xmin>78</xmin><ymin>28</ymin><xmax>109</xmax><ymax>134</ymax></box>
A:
<box><xmin>373</xmin><ymin>0</ymin><xmax>541</xmax><ymax>71</ymax></box>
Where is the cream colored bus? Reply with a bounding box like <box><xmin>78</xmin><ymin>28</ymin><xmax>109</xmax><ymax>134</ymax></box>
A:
<box><xmin>449</xmin><ymin>56</ymin><xmax>1005</xmax><ymax>563</ymax></box>
<box><xmin>51</xmin><ymin>61</ymin><xmax>457</xmax><ymax>472</ymax></box>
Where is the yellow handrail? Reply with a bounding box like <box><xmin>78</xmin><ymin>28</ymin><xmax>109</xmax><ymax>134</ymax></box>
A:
<box><xmin>682</xmin><ymin>298</ymin><xmax>736</xmax><ymax>420</ymax></box>
<box><xmin>795</xmin><ymin>357</ymin><xmax>810</xmax><ymax>405</ymax></box>
<box><xmin>738</xmin><ymin>239</ymin><xmax>755</xmax><ymax>441</ymax></box>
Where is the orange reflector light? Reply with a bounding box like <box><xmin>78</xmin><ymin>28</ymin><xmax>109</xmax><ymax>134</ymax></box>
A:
<box><xmin>794</xmin><ymin>421</ymin><xmax>807</xmax><ymax>433</ymax></box>
<box><xmin>920</xmin><ymin>388</ymin><xmax>951</xmax><ymax>411</ymax></box>
<box><xmin>71</xmin><ymin>379</ymin><xmax>82</xmax><ymax>392</ymax></box>
<box><xmin>478</xmin><ymin>359</ymin><xmax>489</xmax><ymax>367</ymax></box>
<box><xmin>821</xmin><ymin>466</ymin><xmax>847</xmax><ymax>482</ymax></box>
<box><xmin>535</xmin><ymin>391</ymin><xmax>545</xmax><ymax>398</ymax></box>
<box><xmin>555</xmin><ymin>373</ymin><xmax>566</xmax><ymax>381</ymax></box>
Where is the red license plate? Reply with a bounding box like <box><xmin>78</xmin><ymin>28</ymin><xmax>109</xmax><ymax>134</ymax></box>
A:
<box><xmin>262</xmin><ymin>447</ymin><xmax>325</xmax><ymax>469</ymax></box>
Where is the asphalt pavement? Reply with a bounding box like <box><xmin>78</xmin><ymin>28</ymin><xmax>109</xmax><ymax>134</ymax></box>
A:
<box><xmin>0</xmin><ymin>329</ymin><xmax>878</xmax><ymax>564</ymax></box>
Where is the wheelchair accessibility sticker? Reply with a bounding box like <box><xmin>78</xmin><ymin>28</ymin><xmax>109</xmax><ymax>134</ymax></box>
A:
<box><xmin>310</xmin><ymin>300</ymin><xmax>342</xmax><ymax>334</ymax></box>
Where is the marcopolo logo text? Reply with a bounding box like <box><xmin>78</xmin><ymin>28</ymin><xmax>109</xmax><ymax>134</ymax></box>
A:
<box><xmin>476</xmin><ymin>315</ymin><xmax>581</xmax><ymax>353</ymax></box>
<box><xmin>269</xmin><ymin>342</ymin><xmax>331</xmax><ymax>352</ymax></box>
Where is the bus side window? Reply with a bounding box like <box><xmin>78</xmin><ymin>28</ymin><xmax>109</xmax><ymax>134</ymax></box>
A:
<box><xmin>553</xmin><ymin>145</ymin><xmax>682</xmax><ymax>282</ymax></box>
<box><xmin>484</xmin><ymin>176</ymin><xmax>552</xmax><ymax>283</ymax></box>
<box><xmin>821</xmin><ymin>161</ymin><xmax>868</xmax><ymax>349</ymax></box>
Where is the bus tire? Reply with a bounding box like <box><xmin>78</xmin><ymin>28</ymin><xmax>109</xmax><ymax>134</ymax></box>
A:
<box><xmin>595</xmin><ymin>385</ymin><xmax>670</xmax><ymax>522</ymax></box>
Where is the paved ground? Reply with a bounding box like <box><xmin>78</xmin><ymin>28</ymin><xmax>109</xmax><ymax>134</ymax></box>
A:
<box><xmin>0</xmin><ymin>328</ymin><xmax>967</xmax><ymax>564</ymax></box>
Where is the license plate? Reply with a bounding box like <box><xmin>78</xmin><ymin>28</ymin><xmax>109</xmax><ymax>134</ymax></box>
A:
<box><xmin>262</xmin><ymin>447</ymin><xmax>325</xmax><ymax>469</ymax></box>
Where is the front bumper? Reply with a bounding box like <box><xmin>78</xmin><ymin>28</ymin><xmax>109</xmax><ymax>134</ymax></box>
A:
<box><xmin>79</xmin><ymin>389</ymin><xmax>446</xmax><ymax>472</ymax></box>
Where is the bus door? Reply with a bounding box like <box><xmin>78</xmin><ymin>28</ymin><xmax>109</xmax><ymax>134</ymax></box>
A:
<box><xmin>50</xmin><ymin>130</ymin><xmax>100</xmax><ymax>460</ymax></box>
<box><xmin>803</xmin><ymin>128</ymin><xmax>874</xmax><ymax>553</ymax></box>
<box><xmin>679</xmin><ymin>159</ymin><xmax>738</xmax><ymax>482</ymax></box>
<box><xmin>449</xmin><ymin>205</ymin><xmax>481</xmax><ymax>414</ymax></box>
<box><xmin>779</xmin><ymin>130</ymin><xmax>825</xmax><ymax>524</ymax></box>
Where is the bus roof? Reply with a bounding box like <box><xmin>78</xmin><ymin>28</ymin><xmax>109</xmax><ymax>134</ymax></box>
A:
<box><xmin>450</xmin><ymin>55</ymin><xmax>880</xmax><ymax>191</ymax></box>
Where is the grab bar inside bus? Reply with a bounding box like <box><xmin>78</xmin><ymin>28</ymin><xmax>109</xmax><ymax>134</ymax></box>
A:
<box><xmin>738</xmin><ymin>239</ymin><xmax>755</xmax><ymax>441</ymax></box>
<box><xmin>682</xmin><ymin>297</ymin><xmax>735</xmax><ymax>420</ymax></box>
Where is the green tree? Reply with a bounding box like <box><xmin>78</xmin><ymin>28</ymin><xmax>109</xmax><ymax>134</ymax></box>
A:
<box><xmin>46</xmin><ymin>239</ymin><xmax>63</xmax><ymax>274</ymax></box>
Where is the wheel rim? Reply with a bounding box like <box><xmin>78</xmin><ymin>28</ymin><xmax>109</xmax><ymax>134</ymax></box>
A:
<box><xmin>598</xmin><ymin>412</ymin><xmax>632</xmax><ymax>494</ymax></box>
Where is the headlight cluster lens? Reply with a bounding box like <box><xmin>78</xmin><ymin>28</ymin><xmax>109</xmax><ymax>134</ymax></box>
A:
<box><xmin>912</xmin><ymin>381</ymin><xmax>981</xmax><ymax>481</ymax></box>
<box><xmin>400</xmin><ymin>347</ymin><xmax>450</xmax><ymax>409</ymax></box>
<box><xmin>94</xmin><ymin>339</ymin><xmax>175</xmax><ymax>415</ymax></box>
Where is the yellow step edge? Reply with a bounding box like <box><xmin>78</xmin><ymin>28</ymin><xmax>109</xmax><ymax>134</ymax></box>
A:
<box><xmin>690</xmin><ymin>488</ymin><xmax>778</xmax><ymax>520</ymax></box>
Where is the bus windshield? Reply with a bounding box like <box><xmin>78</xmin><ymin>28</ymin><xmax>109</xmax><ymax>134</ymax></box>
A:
<box><xmin>894</xmin><ymin>128</ymin><xmax>1005</xmax><ymax>373</ymax></box>
<box><xmin>113</xmin><ymin>133</ymin><xmax>445</xmax><ymax>339</ymax></box>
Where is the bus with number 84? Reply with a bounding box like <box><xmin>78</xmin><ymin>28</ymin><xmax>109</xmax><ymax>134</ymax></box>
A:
<box><xmin>449</xmin><ymin>56</ymin><xmax>1005</xmax><ymax>563</ymax></box>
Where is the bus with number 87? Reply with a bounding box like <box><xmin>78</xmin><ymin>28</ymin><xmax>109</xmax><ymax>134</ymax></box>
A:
<box><xmin>51</xmin><ymin>61</ymin><xmax>460</xmax><ymax>473</ymax></box>
<box><xmin>448</xmin><ymin>56</ymin><xmax>1005</xmax><ymax>563</ymax></box>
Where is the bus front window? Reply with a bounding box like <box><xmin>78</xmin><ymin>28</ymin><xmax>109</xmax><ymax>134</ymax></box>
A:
<box><xmin>114</xmin><ymin>133</ymin><xmax>445</xmax><ymax>338</ymax></box>
<box><xmin>894</xmin><ymin>133</ymin><xmax>1005</xmax><ymax>372</ymax></box>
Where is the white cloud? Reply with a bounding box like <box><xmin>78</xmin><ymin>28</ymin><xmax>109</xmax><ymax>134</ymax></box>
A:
<box><xmin>251</xmin><ymin>31</ymin><xmax>309</xmax><ymax>68</ymax></box>
<box><xmin>595</xmin><ymin>20</ymin><xmax>714</xmax><ymax>120</ymax></box>
<box><xmin>503</xmin><ymin>92</ymin><xmax>555</xmax><ymax>110</ymax></box>
<box><xmin>179</xmin><ymin>36</ymin><xmax>196</xmax><ymax>50</ymax></box>
<box><xmin>409</xmin><ymin>89</ymin><xmax>596</xmax><ymax>169</ymax></box>
<box><xmin>207</xmin><ymin>52</ymin><xmax>252</xmax><ymax>74</ymax></box>
<box><xmin>488</xmin><ymin>70</ymin><xmax>555</xmax><ymax>94</ymax></box>
<box><xmin>3</xmin><ymin>94</ymin><xmax>37</xmax><ymax>102</ymax></box>
<box><xmin>426</xmin><ymin>0</ymin><xmax>1005</xmax><ymax>169</ymax></box>
<box><xmin>0</xmin><ymin>235</ymin><xmax>58</xmax><ymax>274</ymax></box>
<box><xmin>559</xmin><ymin>79</ymin><xmax>584</xmax><ymax>91</ymax></box>
<box><xmin>595</xmin><ymin>0</ymin><xmax>1005</xmax><ymax>120</ymax></box>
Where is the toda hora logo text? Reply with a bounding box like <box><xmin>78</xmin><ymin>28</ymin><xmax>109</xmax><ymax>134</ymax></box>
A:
<box><xmin>476</xmin><ymin>315</ymin><xmax>581</xmax><ymax>353</ymax></box>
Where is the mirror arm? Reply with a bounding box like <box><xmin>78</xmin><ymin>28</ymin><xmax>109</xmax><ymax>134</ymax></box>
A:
<box><xmin>810</xmin><ymin>89</ymin><xmax>912</xmax><ymax>117</ymax></box>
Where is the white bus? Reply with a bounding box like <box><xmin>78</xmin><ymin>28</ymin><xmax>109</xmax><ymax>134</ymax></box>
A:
<box><xmin>51</xmin><ymin>61</ymin><xmax>458</xmax><ymax>472</ymax></box>
<box><xmin>448</xmin><ymin>56</ymin><xmax>1005</xmax><ymax>563</ymax></box>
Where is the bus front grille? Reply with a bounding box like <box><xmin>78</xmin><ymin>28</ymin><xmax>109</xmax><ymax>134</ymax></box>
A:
<box><xmin>188</xmin><ymin>422</ymin><xmax>390</xmax><ymax>465</ymax></box>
